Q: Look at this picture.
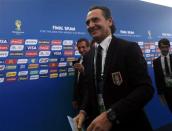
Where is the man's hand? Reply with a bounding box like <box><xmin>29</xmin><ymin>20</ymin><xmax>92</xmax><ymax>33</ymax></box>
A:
<box><xmin>73</xmin><ymin>111</ymin><xmax>86</xmax><ymax>129</ymax></box>
<box><xmin>87</xmin><ymin>112</ymin><xmax>112</xmax><ymax>131</ymax></box>
<box><xmin>74</xmin><ymin>63</ymin><xmax>84</xmax><ymax>73</ymax></box>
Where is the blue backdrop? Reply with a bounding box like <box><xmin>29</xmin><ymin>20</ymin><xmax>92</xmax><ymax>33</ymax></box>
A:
<box><xmin>0</xmin><ymin>0</ymin><xmax>172</xmax><ymax>130</ymax></box>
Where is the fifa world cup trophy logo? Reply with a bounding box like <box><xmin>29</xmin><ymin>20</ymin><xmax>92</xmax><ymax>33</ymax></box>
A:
<box><xmin>15</xmin><ymin>20</ymin><xmax>22</xmax><ymax>31</ymax></box>
<box><xmin>147</xmin><ymin>30</ymin><xmax>152</xmax><ymax>39</ymax></box>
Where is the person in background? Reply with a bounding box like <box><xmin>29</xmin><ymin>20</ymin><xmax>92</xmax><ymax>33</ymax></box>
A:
<box><xmin>74</xmin><ymin>6</ymin><xmax>154</xmax><ymax>131</ymax></box>
<box><xmin>72</xmin><ymin>38</ymin><xmax>90</xmax><ymax>110</ymax></box>
<box><xmin>153</xmin><ymin>38</ymin><xmax>172</xmax><ymax>112</ymax></box>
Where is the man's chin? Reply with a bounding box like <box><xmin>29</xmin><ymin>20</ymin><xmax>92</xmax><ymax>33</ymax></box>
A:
<box><xmin>92</xmin><ymin>36</ymin><xmax>102</xmax><ymax>43</ymax></box>
<box><xmin>91</xmin><ymin>34</ymin><xmax>99</xmax><ymax>39</ymax></box>
<box><xmin>92</xmin><ymin>36</ymin><xmax>98</xmax><ymax>40</ymax></box>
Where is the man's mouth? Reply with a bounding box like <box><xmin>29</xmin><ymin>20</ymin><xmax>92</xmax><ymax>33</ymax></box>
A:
<box><xmin>90</xmin><ymin>29</ymin><xmax>99</xmax><ymax>35</ymax></box>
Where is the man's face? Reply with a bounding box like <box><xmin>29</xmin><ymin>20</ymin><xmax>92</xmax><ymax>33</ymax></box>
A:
<box><xmin>77</xmin><ymin>41</ymin><xmax>90</xmax><ymax>56</ymax></box>
<box><xmin>160</xmin><ymin>44</ymin><xmax>170</xmax><ymax>56</ymax></box>
<box><xmin>86</xmin><ymin>9</ymin><xmax>112</xmax><ymax>42</ymax></box>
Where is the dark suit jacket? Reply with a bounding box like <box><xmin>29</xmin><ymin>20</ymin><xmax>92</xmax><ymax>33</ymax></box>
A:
<box><xmin>81</xmin><ymin>36</ymin><xmax>154</xmax><ymax>131</ymax></box>
<box><xmin>73</xmin><ymin>58</ymin><xmax>85</xmax><ymax>105</ymax></box>
<box><xmin>153</xmin><ymin>54</ymin><xmax>172</xmax><ymax>95</ymax></box>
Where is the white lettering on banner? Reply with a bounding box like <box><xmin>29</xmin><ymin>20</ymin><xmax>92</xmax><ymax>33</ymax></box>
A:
<box><xmin>52</xmin><ymin>25</ymin><xmax>64</xmax><ymax>30</ymax></box>
<box><xmin>162</xmin><ymin>33</ymin><xmax>172</xmax><ymax>37</ymax></box>
<box><xmin>39</xmin><ymin>51</ymin><xmax>51</xmax><ymax>56</ymax></box>
<box><xmin>39</xmin><ymin>69</ymin><xmax>48</xmax><ymax>75</ymax></box>
<box><xmin>145</xmin><ymin>49</ymin><xmax>150</xmax><ymax>53</ymax></box>
<box><xmin>26</xmin><ymin>46</ymin><xmax>37</xmax><ymax>50</ymax></box>
<box><xmin>0</xmin><ymin>65</ymin><xmax>5</xmax><ymax>71</ymax></box>
<box><xmin>150</xmin><ymin>45</ymin><xmax>155</xmax><ymax>49</ymax></box>
<box><xmin>52</xmin><ymin>25</ymin><xmax>76</xmax><ymax>31</ymax></box>
<box><xmin>0</xmin><ymin>39</ymin><xmax>8</xmax><ymax>44</ymax></box>
<box><xmin>18</xmin><ymin>71</ymin><xmax>28</xmax><ymax>76</ymax></box>
<box><xmin>64</xmin><ymin>26</ymin><xmax>75</xmax><ymax>31</ymax></box>
<box><xmin>30</xmin><ymin>70</ymin><xmax>39</xmax><ymax>75</ymax></box>
<box><xmin>0</xmin><ymin>78</ymin><xmax>4</xmax><ymax>83</ymax></box>
<box><xmin>58</xmin><ymin>62</ymin><xmax>67</xmax><ymax>67</ymax></box>
<box><xmin>17</xmin><ymin>59</ymin><xmax>28</xmax><ymax>64</ymax></box>
<box><xmin>49</xmin><ymin>58</ymin><xmax>58</xmax><ymax>62</ymax></box>
<box><xmin>63</xmin><ymin>40</ymin><xmax>73</xmax><ymax>46</ymax></box>
<box><xmin>30</xmin><ymin>75</ymin><xmax>39</xmax><ymax>80</ymax></box>
<box><xmin>0</xmin><ymin>51</ymin><xmax>8</xmax><ymax>57</ymax></box>
<box><xmin>59</xmin><ymin>72</ymin><xmax>67</xmax><ymax>77</ymax></box>
<box><xmin>5</xmin><ymin>65</ymin><xmax>17</xmax><ymax>70</ymax></box>
<box><xmin>39</xmin><ymin>58</ymin><xmax>49</xmax><ymax>63</ymax></box>
<box><xmin>10</xmin><ymin>45</ymin><xmax>24</xmax><ymax>51</ymax></box>
<box><xmin>68</xmin><ymin>67</ymin><xmax>75</xmax><ymax>72</ymax></box>
<box><xmin>138</xmin><ymin>42</ymin><xmax>144</xmax><ymax>46</ymax></box>
<box><xmin>25</xmin><ymin>39</ymin><xmax>38</xmax><ymax>45</ymax></box>
<box><xmin>120</xmin><ymin>30</ymin><xmax>135</xmax><ymax>35</ymax></box>
<box><xmin>51</xmin><ymin>45</ymin><xmax>62</xmax><ymax>51</ymax></box>
<box><xmin>53</xmin><ymin>51</ymin><xmax>61</xmax><ymax>56</ymax></box>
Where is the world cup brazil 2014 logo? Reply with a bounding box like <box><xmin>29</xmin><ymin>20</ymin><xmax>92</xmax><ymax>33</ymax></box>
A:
<box><xmin>15</xmin><ymin>20</ymin><xmax>22</xmax><ymax>31</ymax></box>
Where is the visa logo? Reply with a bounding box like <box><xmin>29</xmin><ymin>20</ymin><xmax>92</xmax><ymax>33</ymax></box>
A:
<box><xmin>0</xmin><ymin>39</ymin><xmax>8</xmax><ymax>44</ymax></box>
<box><xmin>26</xmin><ymin>46</ymin><xmax>37</xmax><ymax>50</ymax></box>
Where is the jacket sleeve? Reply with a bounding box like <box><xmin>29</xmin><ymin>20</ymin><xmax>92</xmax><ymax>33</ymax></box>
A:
<box><xmin>153</xmin><ymin>60</ymin><xmax>165</xmax><ymax>95</ymax></box>
<box><xmin>72</xmin><ymin>70</ymin><xmax>79</xmax><ymax>101</ymax></box>
<box><xmin>78</xmin><ymin>52</ymin><xmax>92</xmax><ymax>115</ymax></box>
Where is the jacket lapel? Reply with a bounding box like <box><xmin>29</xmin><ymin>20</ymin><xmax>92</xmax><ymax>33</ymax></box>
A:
<box><xmin>170</xmin><ymin>54</ymin><xmax>172</xmax><ymax>71</ymax></box>
<box><xmin>90</xmin><ymin>46</ymin><xmax>95</xmax><ymax>76</ymax></box>
<box><xmin>157</xmin><ymin>57</ymin><xmax>164</xmax><ymax>77</ymax></box>
<box><xmin>103</xmin><ymin>36</ymin><xmax>119</xmax><ymax>82</ymax></box>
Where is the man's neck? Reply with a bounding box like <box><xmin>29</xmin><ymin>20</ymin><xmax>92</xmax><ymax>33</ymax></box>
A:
<box><xmin>94</xmin><ymin>34</ymin><xmax>112</xmax><ymax>43</ymax></box>
<box><xmin>161</xmin><ymin>53</ymin><xmax>169</xmax><ymax>57</ymax></box>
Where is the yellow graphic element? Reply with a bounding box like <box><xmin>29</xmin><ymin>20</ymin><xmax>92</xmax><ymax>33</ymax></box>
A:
<box><xmin>50</xmin><ymin>73</ymin><xmax>58</xmax><ymax>78</ymax></box>
<box><xmin>6</xmin><ymin>72</ymin><xmax>17</xmax><ymax>77</ymax></box>
<box><xmin>15</xmin><ymin>20</ymin><xmax>22</xmax><ymax>31</ymax></box>
<box><xmin>31</xmin><ymin>59</ymin><xmax>36</xmax><ymax>63</ymax></box>
<box><xmin>28</xmin><ymin>64</ymin><xmax>39</xmax><ymax>69</ymax></box>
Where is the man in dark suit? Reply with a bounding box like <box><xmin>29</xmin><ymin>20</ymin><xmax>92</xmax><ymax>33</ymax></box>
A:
<box><xmin>72</xmin><ymin>38</ymin><xmax>90</xmax><ymax>110</ymax></box>
<box><xmin>153</xmin><ymin>38</ymin><xmax>172</xmax><ymax>112</ymax></box>
<box><xmin>74</xmin><ymin>6</ymin><xmax>154</xmax><ymax>131</ymax></box>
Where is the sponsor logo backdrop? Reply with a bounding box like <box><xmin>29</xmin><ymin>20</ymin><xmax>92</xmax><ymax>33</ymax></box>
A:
<box><xmin>0</xmin><ymin>0</ymin><xmax>172</xmax><ymax>131</ymax></box>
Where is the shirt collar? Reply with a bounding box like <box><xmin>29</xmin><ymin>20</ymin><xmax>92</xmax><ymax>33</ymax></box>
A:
<box><xmin>161</xmin><ymin>53</ymin><xmax>170</xmax><ymax>58</ymax></box>
<box><xmin>95</xmin><ymin>35</ymin><xmax>112</xmax><ymax>51</ymax></box>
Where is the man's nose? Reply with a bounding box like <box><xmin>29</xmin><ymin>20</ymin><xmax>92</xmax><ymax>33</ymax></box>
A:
<box><xmin>88</xmin><ymin>21</ymin><xmax>95</xmax><ymax>28</ymax></box>
<box><xmin>79</xmin><ymin>49</ymin><xmax>84</xmax><ymax>54</ymax></box>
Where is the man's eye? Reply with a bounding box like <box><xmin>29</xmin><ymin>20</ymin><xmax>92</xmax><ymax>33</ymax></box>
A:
<box><xmin>93</xmin><ymin>18</ymin><xmax>99</xmax><ymax>22</ymax></box>
<box><xmin>86</xmin><ymin>21</ymin><xmax>89</xmax><ymax>26</ymax></box>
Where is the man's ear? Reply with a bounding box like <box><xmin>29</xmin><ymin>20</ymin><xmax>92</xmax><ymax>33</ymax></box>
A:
<box><xmin>108</xmin><ymin>17</ymin><xmax>113</xmax><ymax>26</ymax></box>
